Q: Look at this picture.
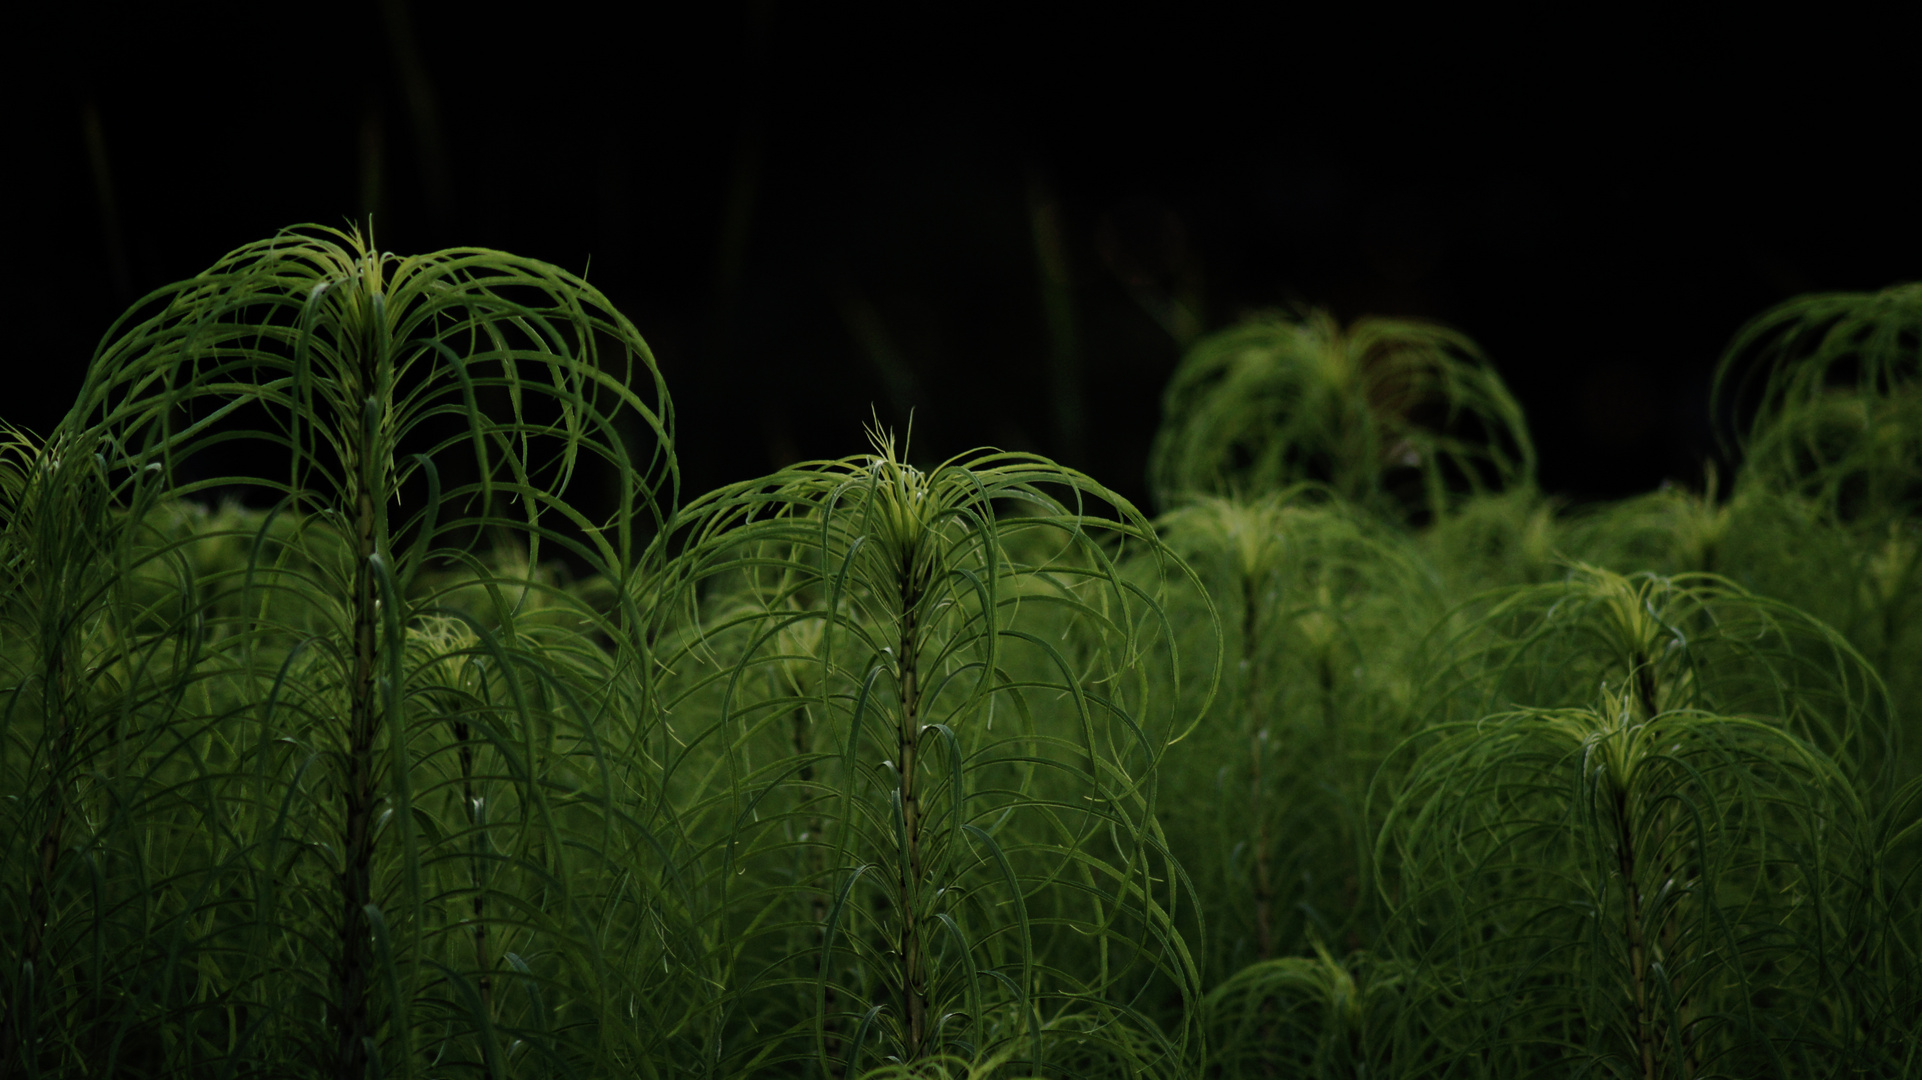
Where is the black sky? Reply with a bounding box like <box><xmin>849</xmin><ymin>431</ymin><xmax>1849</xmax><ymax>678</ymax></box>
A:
<box><xmin>12</xmin><ymin>2</ymin><xmax>1918</xmax><ymax>512</ymax></box>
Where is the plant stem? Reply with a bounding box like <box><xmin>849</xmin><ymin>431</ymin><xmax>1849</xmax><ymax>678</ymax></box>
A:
<box><xmin>336</xmin><ymin>471</ymin><xmax>380</xmax><ymax>1080</ymax></box>
<box><xmin>1633</xmin><ymin>664</ymin><xmax>1659</xmax><ymax>724</ymax></box>
<box><xmin>894</xmin><ymin>553</ymin><xmax>927</xmax><ymax>1060</ymax></box>
<box><xmin>1615</xmin><ymin>785</ymin><xmax>1658</xmax><ymax>1080</ymax></box>
<box><xmin>337</xmin><ymin>318</ymin><xmax>387</xmax><ymax>1078</ymax></box>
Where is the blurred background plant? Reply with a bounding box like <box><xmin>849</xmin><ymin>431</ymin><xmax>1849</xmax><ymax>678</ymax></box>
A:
<box><xmin>1146</xmin><ymin>489</ymin><xmax>1437</xmax><ymax>985</ymax></box>
<box><xmin>1147</xmin><ymin>312</ymin><xmax>1533</xmax><ymax>522</ymax></box>
<box><xmin>1713</xmin><ymin>286</ymin><xmax>1922</xmax><ymax>770</ymax></box>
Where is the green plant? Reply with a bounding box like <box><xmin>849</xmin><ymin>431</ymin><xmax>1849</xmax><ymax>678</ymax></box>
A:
<box><xmin>8</xmin><ymin>222</ymin><xmax>1921</xmax><ymax>1080</ymax></box>
<box><xmin>1149</xmin><ymin>489</ymin><xmax>1438</xmax><ymax>980</ymax></box>
<box><xmin>0</xmin><ymin>224</ymin><xmax>686</xmax><ymax>1078</ymax></box>
<box><xmin>1199</xmin><ymin>943</ymin><xmax>1410</xmax><ymax>1080</ymax></box>
<box><xmin>1418</xmin><ymin>566</ymin><xmax>1892</xmax><ymax>792</ymax></box>
<box><xmin>644</xmin><ymin>427</ymin><xmax>1214</xmax><ymax>1076</ymax></box>
<box><xmin>1380</xmin><ymin>684</ymin><xmax>1880</xmax><ymax>1076</ymax></box>
<box><xmin>1379</xmin><ymin>564</ymin><xmax>1909</xmax><ymax>1075</ymax></box>
<box><xmin>1715</xmin><ymin>283</ymin><xmax>1922</xmax><ymax>526</ymax></box>
<box><xmin>1146</xmin><ymin>309</ymin><xmax>1534</xmax><ymax>521</ymax></box>
<box><xmin>1417</xmin><ymin>486</ymin><xmax>1562</xmax><ymax>600</ymax></box>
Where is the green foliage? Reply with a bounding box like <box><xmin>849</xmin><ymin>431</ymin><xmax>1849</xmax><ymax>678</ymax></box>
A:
<box><xmin>1381</xmin><ymin>691</ymin><xmax>1880</xmax><ymax>1076</ymax></box>
<box><xmin>1715</xmin><ymin>283</ymin><xmax>1922</xmax><ymax>525</ymax></box>
<box><xmin>644</xmin><ymin>427</ymin><xmax>1213</xmax><ymax>1075</ymax></box>
<box><xmin>1149</xmin><ymin>490</ymin><xmax>1437</xmax><ymax>981</ymax></box>
<box><xmin>1200</xmin><ymin>945</ymin><xmax>1410</xmax><ymax>1079</ymax></box>
<box><xmin>1417</xmin><ymin>485</ymin><xmax>1562</xmax><ymax>599</ymax></box>
<box><xmin>5</xmin><ymin>227</ymin><xmax>1919</xmax><ymax>1080</ymax></box>
<box><xmin>1</xmin><ymin>224</ymin><xmax>684</xmax><ymax>1079</ymax></box>
<box><xmin>1420</xmin><ymin>566</ymin><xmax>1892</xmax><ymax>788</ymax></box>
<box><xmin>1708</xmin><ymin>285</ymin><xmax>1922</xmax><ymax>777</ymax></box>
<box><xmin>1147</xmin><ymin>309</ymin><xmax>1534</xmax><ymax>521</ymax></box>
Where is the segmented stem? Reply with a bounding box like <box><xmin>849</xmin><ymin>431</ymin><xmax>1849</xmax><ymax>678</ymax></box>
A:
<box><xmin>336</xmin><ymin>317</ymin><xmax>386</xmax><ymax>1079</ymax></box>
<box><xmin>894</xmin><ymin>553</ymin><xmax>928</xmax><ymax>1059</ymax></box>
<box><xmin>335</xmin><ymin>463</ymin><xmax>380</xmax><ymax>1080</ymax></box>
<box><xmin>1615</xmin><ymin>784</ymin><xmax>1658</xmax><ymax>1080</ymax></box>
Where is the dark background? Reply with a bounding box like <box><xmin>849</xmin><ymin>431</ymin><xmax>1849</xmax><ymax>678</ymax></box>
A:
<box><xmin>12</xmin><ymin>2</ymin><xmax>1918</xmax><ymax>513</ymax></box>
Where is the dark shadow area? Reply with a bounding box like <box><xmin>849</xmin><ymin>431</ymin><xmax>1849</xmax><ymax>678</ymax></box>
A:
<box><xmin>12</xmin><ymin>2</ymin><xmax>1918</xmax><ymax>510</ymax></box>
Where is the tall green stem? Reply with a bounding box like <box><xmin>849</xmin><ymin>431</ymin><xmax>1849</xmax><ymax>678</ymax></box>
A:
<box><xmin>894</xmin><ymin>551</ymin><xmax>927</xmax><ymax>1059</ymax></box>
<box><xmin>1633</xmin><ymin>655</ymin><xmax>1698</xmax><ymax>1079</ymax></box>
<box><xmin>336</xmin><ymin>308</ymin><xmax>386</xmax><ymax>1080</ymax></box>
<box><xmin>1619</xmin><ymin>654</ymin><xmax>1664</xmax><ymax>1080</ymax></box>
<box><xmin>1614</xmin><ymin>785</ymin><xmax>1657</xmax><ymax>1080</ymax></box>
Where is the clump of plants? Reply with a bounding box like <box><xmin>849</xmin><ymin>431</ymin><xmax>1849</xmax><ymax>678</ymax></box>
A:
<box><xmin>3</xmin><ymin>225</ymin><xmax>1918</xmax><ymax>1079</ymax></box>
<box><xmin>1146</xmin><ymin>308</ymin><xmax>1534</xmax><ymax>523</ymax></box>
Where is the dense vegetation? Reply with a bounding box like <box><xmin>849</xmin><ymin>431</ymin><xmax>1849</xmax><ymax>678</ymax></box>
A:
<box><xmin>3</xmin><ymin>226</ymin><xmax>1916</xmax><ymax>1078</ymax></box>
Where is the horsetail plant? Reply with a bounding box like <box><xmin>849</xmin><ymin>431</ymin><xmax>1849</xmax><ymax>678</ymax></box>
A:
<box><xmin>1379</xmin><ymin>682</ymin><xmax>1880</xmax><ymax>1076</ymax></box>
<box><xmin>1416</xmin><ymin>565</ymin><xmax>1893</xmax><ymax>794</ymax></box>
<box><xmin>1383</xmin><ymin>563</ymin><xmax>1904</xmax><ymax>1074</ymax></box>
<box><xmin>1198</xmin><ymin>941</ymin><xmax>1410</xmax><ymax>1080</ymax></box>
<box><xmin>1</xmin><ymin>224</ymin><xmax>688</xmax><ymax>1079</ymax></box>
<box><xmin>644</xmin><ymin>425</ymin><xmax>1218</xmax><ymax>1076</ymax></box>
<box><xmin>7</xmin><ymin>220</ymin><xmax>1921</xmax><ymax>1080</ymax></box>
<box><xmin>1149</xmin><ymin>488</ymin><xmax>1439</xmax><ymax>980</ymax></box>
<box><xmin>1709</xmin><ymin>284</ymin><xmax>1922</xmax><ymax>770</ymax></box>
<box><xmin>1147</xmin><ymin>309</ymin><xmax>1534</xmax><ymax>521</ymax></box>
<box><xmin>1714</xmin><ymin>282</ymin><xmax>1922</xmax><ymax>526</ymax></box>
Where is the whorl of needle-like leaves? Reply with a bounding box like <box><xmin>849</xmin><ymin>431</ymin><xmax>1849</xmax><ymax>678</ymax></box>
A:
<box><xmin>643</xmin><ymin>427</ymin><xmax>1216</xmax><ymax>1076</ymax></box>
<box><xmin>1418</xmin><ymin>565</ymin><xmax>1894</xmax><ymax>795</ymax></box>
<box><xmin>1713</xmin><ymin>283</ymin><xmax>1922</xmax><ymax>524</ymax></box>
<box><xmin>1378</xmin><ymin>690</ymin><xmax>1883</xmax><ymax>1076</ymax></box>
<box><xmin>68</xmin><ymin>222</ymin><xmax>676</xmax><ymax>568</ymax></box>
<box><xmin>1146</xmin><ymin>309</ymin><xmax>1534</xmax><ymax>519</ymax></box>
<box><xmin>1</xmin><ymin>224</ymin><xmax>686</xmax><ymax>1079</ymax></box>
